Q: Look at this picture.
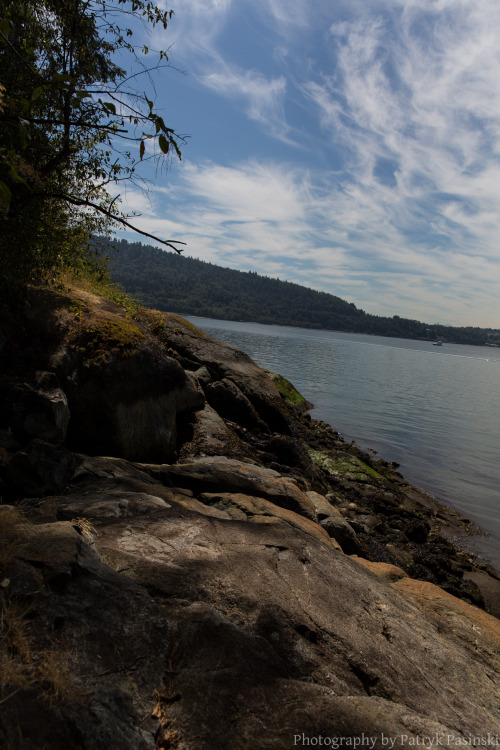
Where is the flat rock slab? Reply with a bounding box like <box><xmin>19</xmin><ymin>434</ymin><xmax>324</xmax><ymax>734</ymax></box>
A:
<box><xmin>2</xmin><ymin>471</ymin><xmax>500</xmax><ymax>748</ymax></box>
<box><xmin>94</xmin><ymin>503</ymin><xmax>500</xmax><ymax>744</ymax></box>
<box><xmin>57</xmin><ymin>490</ymin><xmax>171</xmax><ymax>518</ymax></box>
<box><xmin>392</xmin><ymin>577</ymin><xmax>500</xmax><ymax>669</ymax></box>
<box><xmin>198</xmin><ymin>491</ymin><xmax>333</xmax><ymax>546</ymax></box>
<box><xmin>161</xmin><ymin>455</ymin><xmax>317</xmax><ymax>520</ymax></box>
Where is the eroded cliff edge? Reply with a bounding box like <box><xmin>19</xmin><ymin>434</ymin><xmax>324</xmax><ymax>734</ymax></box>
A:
<box><xmin>1</xmin><ymin>284</ymin><xmax>499</xmax><ymax>749</ymax></box>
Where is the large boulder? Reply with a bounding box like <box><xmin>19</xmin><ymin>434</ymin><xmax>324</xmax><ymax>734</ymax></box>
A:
<box><xmin>149</xmin><ymin>312</ymin><xmax>292</xmax><ymax>432</ymax></box>
<box><xmin>62</xmin><ymin>347</ymin><xmax>203</xmax><ymax>461</ymax></box>
<box><xmin>49</xmin><ymin>300</ymin><xmax>205</xmax><ymax>462</ymax></box>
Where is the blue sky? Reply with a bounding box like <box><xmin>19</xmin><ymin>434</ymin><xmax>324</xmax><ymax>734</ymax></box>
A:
<box><xmin>118</xmin><ymin>0</ymin><xmax>500</xmax><ymax>328</ymax></box>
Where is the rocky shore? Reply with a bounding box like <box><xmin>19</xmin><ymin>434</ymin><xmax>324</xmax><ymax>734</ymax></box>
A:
<box><xmin>1</xmin><ymin>283</ymin><xmax>499</xmax><ymax>749</ymax></box>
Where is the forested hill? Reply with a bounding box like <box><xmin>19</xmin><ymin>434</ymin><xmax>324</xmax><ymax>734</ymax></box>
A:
<box><xmin>104</xmin><ymin>238</ymin><xmax>499</xmax><ymax>346</ymax></box>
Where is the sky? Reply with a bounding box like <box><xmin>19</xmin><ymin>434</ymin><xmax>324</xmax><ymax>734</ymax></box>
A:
<box><xmin>118</xmin><ymin>0</ymin><xmax>500</xmax><ymax>328</ymax></box>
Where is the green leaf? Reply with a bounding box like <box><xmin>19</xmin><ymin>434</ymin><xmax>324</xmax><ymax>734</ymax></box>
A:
<box><xmin>0</xmin><ymin>18</ymin><xmax>10</xmax><ymax>42</ymax></box>
<box><xmin>102</xmin><ymin>101</ymin><xmax>116</xmax><ymax>115</ymax></box>
<box><xmin>9</xmin><ymin>163</ymin><xmax>29</xmax><ymax>188</ymax></box>
<box><xmin>0</xmin><ymin>180</ymin><xmax>12</xmax><ymax>209</ymax></box>
<box><xmin>52</xmin><ymin>73</ymin><xmax>75</xmax><ymax>86</ymax></box>
<box><xmin>31</xmin><ymin>86</ymin><xmax>45</xmax><ymax>102</ymax></box>
<box><xmin>158</xmin><ymin>134</ymin><xmax>169</xmax><ymax>154</ymax></box>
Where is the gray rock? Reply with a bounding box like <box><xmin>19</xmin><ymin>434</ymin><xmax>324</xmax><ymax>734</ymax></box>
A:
<box><xmin>178</xmin><ymin>403</ymin><xmax>251</xmax><ymax>459</ymax></box>
<box><xmin>2</xmin><ymin>288</ymin><xmax>500</xmax><ymax>749</ymax></box>
<box><xmin>2</xmin><ymin>462</ymin><xmax>500</xmax><ymax>748</ymax></box>
<box><xmin>57</xmin><ymin>490</ymin><xmax>171</xmax><ymax>519</ymax></box>
<box><xmin>163</xmin><ymin>455</ymin><xmax>317</xmax><ymax>519</ymax></box>
<box><xmin>93</xmin><ymin>500</ymin><xmax>500</xmax><ymax>745</ymax></box>
<box><xmin>0</xmin><ymin>371</ymin><xmax>70</xmax><ymax>447</ymax></box>
<box><xmin>206</xmin><ymin>378</ymin><xmax>269</xmax><ymax>431</ymax></box>
<box><xmin>0</xmin><ymin>519</ymin><xmax>168</xmax><ymax>750</ymax></box>
<box><xmin>194</xmin><ymin>365</ymin><xmax>212</xmax><ymax>389</ymax></box>
<box><xmin>306</xmin><ymin>490</ymin><xmax>363</xmax><ymax>554</ymax></box>
<box><xmin>16</xmin><ymin>520</ymin><xmax>100</xmax><ymax>580</ymax></box>
<box><xmin>23</xmin><ymin>371</ymin><xmax>70</xmax><ymax>444</ymax></box>
<box><xmin>198</xmin><ymin>491</ymin><xmax>333</xmax><ymax>545</ymax></box>
<box><xmin>60</xmin><ymin>346</ymin><xmax>204</xmax><ymax>462</ymax></box>
<box><xmin>156</xmin><ymin>316</ymin><xmax>291</xmax><ymax>432</ymax></box>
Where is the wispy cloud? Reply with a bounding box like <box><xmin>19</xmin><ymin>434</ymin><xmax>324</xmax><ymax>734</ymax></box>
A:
<box><xmin>123</xmin><ymin>0</ymin><xmax>500</xmax><ymax>327</ymax></box>
<box><xmin>156</xmin><ymin>0</ymin><xmax>293</xmax><ymax>141</ymax></box>
<box><xmin>121</xmin><ymin>152</ymin><xmax>500</xmax><ymax>325</ymax></box>
<box><xmin>201</xmin><ymin>69</ymin><xmax>289</xmax><ymax>140</ymax></box>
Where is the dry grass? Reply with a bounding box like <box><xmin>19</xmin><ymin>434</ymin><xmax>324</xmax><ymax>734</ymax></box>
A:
<box><xmin>0</xmin><ymin>594</ymin><xmax>33</xmax><ymax>705</ymax></box>
<box><xmin>38</xmin><ymin>497</ymin><xmax>59</xmax><ymax>518</ymax></box>
<box><xmin>37</xmin><ymin>650</ymin><xmax>76</xmax><ymax>705</ymax></box>
<box><xmin>71</xmin><ymin>516</ymin><xmax>97</xmax><ymax>542</ymax></box>
<box><xmin>0</xmin><ymin>598</ymin><xmax>32</xmax><ymax>661</ymax></box>
<box><xmin>0</xmin><ymin>507</ymin><xmax>32</xmax><ymax>696</ymax></box>
<box><xmin>0</xmin><ymin>509</ymin><xmax>79</xmax><ymax>707</ymax></box>
<box><xmin>1</xmin><ymin>594</ymin><xmax>79</xmax><ymax>706</ymax></box>
<box><xmin>0</xmin><ymin>507</ymin><xmax>27</xmax><ymax>568</ymax></box>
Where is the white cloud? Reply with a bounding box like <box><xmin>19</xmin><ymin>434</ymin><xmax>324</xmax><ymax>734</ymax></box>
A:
<box><xmin>153</xmin><ymin>0</ymin><xmax>296</xmax><ymax>143</ymax></box>
<box><xmin>201</xmin><ymin>68</ymin><xmax>289</xmax><ymax>138</ymax></box>
<box><xmin>118</xmin><ymin>153</ymin><xmax>500</xmax><ymax>326</ymax></box>
<box><xmin>291</xmin><ymin>0</ymin><xmax>500</xmax><ymax>321</ymax></box>
<box><xmin>123</xmin><ymin>0</ymin><xmax>500</xmax><ymax>327</ymax></box>
<box><xmin>261</xmin><ymin>0</ymin><xmax>311</xmax><ymax>29</ymax></box>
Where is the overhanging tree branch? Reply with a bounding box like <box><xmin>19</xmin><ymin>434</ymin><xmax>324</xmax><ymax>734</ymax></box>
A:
<box><xmin>58</xmin><ymin>193</ymin><xmax>186</xmax><ymax>253</ymax></box>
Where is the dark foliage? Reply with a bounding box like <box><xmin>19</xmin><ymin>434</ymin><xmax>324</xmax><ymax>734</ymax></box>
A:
<box><xmin>105</xmin><ymin>237</ymin><xmax>500</xmax><ymax>346</ymax></box>
<box><xmin>0</xmin><ymin>0</ymin><xmax>183</xmax><ymax>294</ymax></box>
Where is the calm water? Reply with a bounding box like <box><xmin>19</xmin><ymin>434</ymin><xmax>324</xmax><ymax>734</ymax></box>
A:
<box><xmin>186</xmin><ymin>316</ymin><xmax>500</xmax><ymax>568</ymax></box>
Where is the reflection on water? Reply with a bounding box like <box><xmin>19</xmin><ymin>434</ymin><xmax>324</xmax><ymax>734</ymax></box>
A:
<box><xmin>186</xmin><ymin>317</ymin><xmax>500</xmax><ymax>567</ymax></box>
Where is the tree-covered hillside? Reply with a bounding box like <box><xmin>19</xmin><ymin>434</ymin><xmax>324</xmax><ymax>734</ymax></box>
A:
<box><xmin>105</xmin><ymin>238</ymin><xmax>499</xmax><ymax>346</ymax></box>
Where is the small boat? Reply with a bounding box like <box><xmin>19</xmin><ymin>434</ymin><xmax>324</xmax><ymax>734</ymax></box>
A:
<box><xmin>433</xmin><ymin>341</ymin><xmax>443</xmax><ymax>346</ymax></box>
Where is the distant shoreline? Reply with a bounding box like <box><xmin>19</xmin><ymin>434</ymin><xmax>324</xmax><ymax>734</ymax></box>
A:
<box><xmin>183</xmin><ymin>313</ymin><xmax>497</xmax><ymax>348</ymax></box>
<box><xmin>105</xmin><ymin>236</ymin><xmax>500</xmax><ymax>346</ymax></box>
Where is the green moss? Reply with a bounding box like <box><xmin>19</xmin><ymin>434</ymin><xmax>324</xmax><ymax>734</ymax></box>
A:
<box><xmin>265</xmin><ymin>371</ymin><xmax>311</xmax><ymax>409</ymax></box>
<box><xmin>309</xmin><ymin>449</ymin><xmax>384</xmax><ymax>482</ymax></box>
<box><xmin>79</xmin><ymin>319</ymin><xmax>146</xmax><ymax>356</ymax></box>
<box><xmin>141</xmin><ymin>310</ymin><xmax>206</xmax><ymax>342</ymax></box>
<box><xmin>166</xmin><ymin>313</ymin><xmax>206</xmax><ymax>338</ymax></box>
<box><xmin>86</xmin><ymin>279</ymin><xmax>141</xmax><ymax>317</ymax></box>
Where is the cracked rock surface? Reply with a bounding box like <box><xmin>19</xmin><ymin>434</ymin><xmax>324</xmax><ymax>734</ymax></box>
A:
<box><xmin>1</xmin><ymin>285</ymin><xmax>499</xmax><ymax>748</ymax></box>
